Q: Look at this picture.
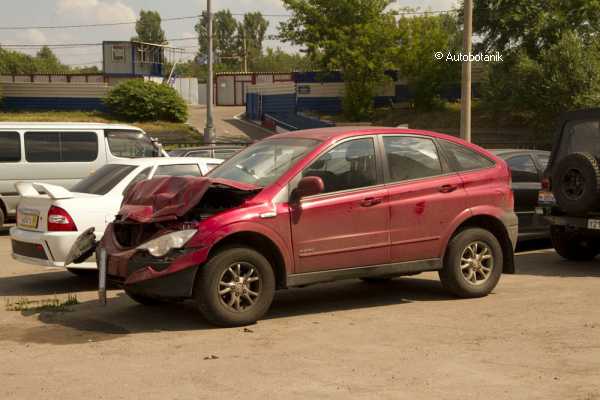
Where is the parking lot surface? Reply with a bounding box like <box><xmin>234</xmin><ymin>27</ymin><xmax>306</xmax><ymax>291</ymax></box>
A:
<box><xmin>1</xmin><ymin>232</ymin><xmax>599</xmax><ymax>400</ymax></box>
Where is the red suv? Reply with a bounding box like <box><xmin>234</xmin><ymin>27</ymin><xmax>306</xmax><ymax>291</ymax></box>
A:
<box><xmin>98</xmin><ymin>128</ymin><xmax>517</xmax><ymax>326</ymax></box>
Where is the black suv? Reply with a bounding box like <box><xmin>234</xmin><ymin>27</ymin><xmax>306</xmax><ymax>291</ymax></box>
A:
<box><xmin>537</xmin><ymin>109</ymin><xmax>600</xmax><ymax>260</ymax></box>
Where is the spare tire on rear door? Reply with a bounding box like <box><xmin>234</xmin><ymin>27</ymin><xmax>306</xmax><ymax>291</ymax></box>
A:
<box><xmin>552</xmin><ymin>152</ymin><xmax>600</xmax><ymax>215</ymax></box>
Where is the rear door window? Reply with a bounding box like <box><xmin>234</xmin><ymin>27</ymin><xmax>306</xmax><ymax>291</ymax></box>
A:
<box><xmin>439</xmin><ymin>140</ymin><xmax>494</xmax><ymax>172</ymax></box>
<box><xmin>0</xmin><ymin>132</ymin><xmax>21</xmax><ymax>162</ymax></box>
<box><xmin>154</xmin><ymin>164</ymin><xmax>202</xmax><ymax>177</ymax></box>
<box><xmin>383</xmin><ymin>136</ymin><xmax>443</xmax><ymax>182</ymax></box>
<box><xmin>24</xmin><ymin>131</ymin><xmax>98</xmax><ymax>162</ymax></box>
<box><xmin>507</xmin><ymin>155</ymin><xmax>538</xmax><ymax>182</ymax></box>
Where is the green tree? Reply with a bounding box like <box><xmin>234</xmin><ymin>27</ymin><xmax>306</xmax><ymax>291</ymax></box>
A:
<box><xmin>484</xmin><ymin>32</ymin><xmax>600</xmax><ymax>130</ymax></box>
<box><xmin>279</xmin><ymin>0</ymin><xmax>398</xmax><ymax>120</ymax></box>
<box><xmin>238</xmin><ymin>12</ymin><xmax>269</xmax><ymax>69</ymax></box>
<box><xmin>472</xmin><ymin>0</ymin><xmax>600</xmax><ymax>58</ymax></box>
<box><xmin>196</xmin><ymin>10</ymin><xmax>240</xmax><ymax>68</ymax></box>
<box><xmin>133</xmin><ymin>10</ymin><xmax>166</xmax><ymax>44</ymax></box>
<box><xmin>34</xmin><ymin>46</ymin><xmax>67</xmax><ymax>74</ymax></box>
<box><xmin>395</xmin><ymin>13</ymin><xmax>462</xmax><ymax>110</ymax></box>
<box><xmin>252</xmin><ymin>48</ymin><xmax>316</xmax><ymax>72</ymax></box>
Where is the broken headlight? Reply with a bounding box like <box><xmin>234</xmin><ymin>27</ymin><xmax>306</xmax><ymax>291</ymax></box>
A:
<box><xmin>136</xmin><ymin>229</ymin><xmax>197</xmax><ymax>258</ymax></box>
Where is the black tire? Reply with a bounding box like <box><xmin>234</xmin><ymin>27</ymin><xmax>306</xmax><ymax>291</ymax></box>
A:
<box><xmin>552</xmin><ymin>152</ymin><xmax>600</xmax><ymax>216</ymax></box>
<box><xmin>439</xmin><ymin>228</ymin><xmax>503</xmax><ymax>298</ymax></box>
<box><xmin>125</xmin><ymin>290</ymin><xmax>162</xmax><ymax>306</ymax></box>
<box><xmin>550</xmin><ymin>225</ymin><xmax>599</xmax><ymax>261</ymax></box>
<box><xmin>194</xmin><ymin>247</ymin><xmax>275</xmax><ymax>327</ymax></box>
<box><xmin>0</xmin><ymin>205</ymin><xmax>5</xmax><ymax>229</ymax></box>
<box><xmin>66</xmin><ymin>268</ymin><xmax>97</xmax><ymax>278</ymax></box>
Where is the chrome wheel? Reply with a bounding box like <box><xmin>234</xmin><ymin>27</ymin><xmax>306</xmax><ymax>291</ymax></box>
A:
<box><xmin>460</xmin><ymin>241</ymin><xmax>494</xmax><ymax>285</ymax></box>
<box><xmin>218</xmin><ymin>262</ymin><xmax>261</xmax><ymax>312</ymax></box>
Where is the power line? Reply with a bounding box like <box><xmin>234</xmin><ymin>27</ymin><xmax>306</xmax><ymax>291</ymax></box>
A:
<box><xmin>0</xmin><ymin>15</ymin><xmax>201</xmax><ymax>30</ymax></box>
<box><xmin>0</xmin><ymin>9</ymin><xmax>456</xmax><ymax>31</ymax></box>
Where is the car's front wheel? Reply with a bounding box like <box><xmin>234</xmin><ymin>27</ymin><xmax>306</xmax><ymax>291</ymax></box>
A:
<box><xmin>194</xmin><ymin>247</ymin><xmax>275</xmax><ymax>327</ymax></box>
<box><xmin>550</xmin><ymin>225</ymin><xmax>599</xmax><ymax>261</ymax></box>
<box><xmin>439</xmin><ymin>228</ymin><xmax>503</xmax><ymax>298</ymax></box>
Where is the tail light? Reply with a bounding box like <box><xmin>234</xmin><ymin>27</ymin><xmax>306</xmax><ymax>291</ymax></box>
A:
<box><xmin>47</xmin><ymin>206</ymin><xmax>77</xmax><ymax>232</ymax></box>
<box><xmin>541</xmin><ymin>177</ymin><xmax>551</xmax><ymax>191</ymax></box>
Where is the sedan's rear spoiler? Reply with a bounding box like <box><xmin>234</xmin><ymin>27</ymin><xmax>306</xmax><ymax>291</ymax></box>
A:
<box><xmin>15</xmin><ymin>182</ymin><xmax>74</xmax><ymax>199</ymax></box>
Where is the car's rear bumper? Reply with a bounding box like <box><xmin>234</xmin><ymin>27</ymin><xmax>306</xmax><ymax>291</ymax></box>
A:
<box><xmin>9</xmin><ymin>226</ymin><xmax>95</xmax><ymax>268</ymax></box>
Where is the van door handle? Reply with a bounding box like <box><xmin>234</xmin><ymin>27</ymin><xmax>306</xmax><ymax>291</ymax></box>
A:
<box><xmin>439</xmin><ymin>184</ymin><xmax>458</xmax><ymax>193</ymax></box>
<box><xmin>361</xmin><ymin>197</ymin><xmax>383</xmax><ymax>207</ymax></box>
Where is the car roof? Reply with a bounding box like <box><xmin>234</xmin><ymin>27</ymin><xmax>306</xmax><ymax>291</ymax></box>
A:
<box><xmin>489</xmin><ymin>149</ymin><xmax>550</xmax><ymax>157</ymax></box>
<box><xmin>264</xmin><ymin>126</ymin><xmax>465</xmax><ymax>142</ymax></box>
<box><xmin>107</xmin><ymin>157</ymin><xmax>223</xmax><ymax>167</ymax></box>
<box><xmin>0</xmin><ymin>122</ymin><xmax>144</xmax><ymax>131</ymax></box>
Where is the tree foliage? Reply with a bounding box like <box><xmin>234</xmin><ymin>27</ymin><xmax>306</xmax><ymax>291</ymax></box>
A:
<box><xmin>196</xmin><ymin>10</ymin><xmax>240</xmax><ymax>68</ymax></box>
<box><xmin>395</xmin><ymin>13</ymin><xmax>462</xmax><ymax>110</ymax></box>
<box><xmin>484</xmin><ymin>32</ymin><xmax>600</xmax><ymax>130</ymax></box>
<box><xmin>239</xmin><ymin>12</ymin><xmax>269</xmax><ymax>69</ymax></box>
<box><xmin>104</xmin><ymin>79</ymin><xmax>188</xmax><ymax>122</ymax></box>
<box><xmin>279</xmin><ymin>0</ymin><xmax>398</xmax><ymax>120</ymax></box>
<box><xmin>472</xmin><ymin>0</ymin><xmax>600</xmax><ymax>58</ymax></box>
<box><xmin>195</xmin><ymin>10</ymin><xmax>270</xmax><ymax>70</ymax></box>
<box><xmin>132</xmin><ymin>10</ymin><xmax>166</xmax><ymax>44</ymax></box>
<box><xmin>0</xmin><ymin>46</ymin><xmax>69</xmax><ymax>74</ymax></box>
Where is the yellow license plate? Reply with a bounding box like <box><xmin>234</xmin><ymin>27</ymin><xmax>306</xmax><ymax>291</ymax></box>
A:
<box><xmin>18</xmin><ymin>213</ymin><xmax>39</xmax><ymax>229</ymax></box>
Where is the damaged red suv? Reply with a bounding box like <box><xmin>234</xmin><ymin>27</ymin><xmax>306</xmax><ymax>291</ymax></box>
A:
<box><xmin>98</xmin><ymin>127</ymin><xmax>517</xmax><ymax>326</ymax></box>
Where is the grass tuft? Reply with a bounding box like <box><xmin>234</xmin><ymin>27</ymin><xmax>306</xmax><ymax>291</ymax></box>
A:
<box><xmin>5</xmin><ymin>294</ymin><xmax>79</xmax><ymax>312</ymax></box>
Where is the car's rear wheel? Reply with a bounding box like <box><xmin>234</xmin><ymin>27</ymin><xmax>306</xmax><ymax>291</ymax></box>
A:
<box><xmin>194</xmin><ymin>247</ymin><xmax>275</xmax><ymax>327</ymax></box>
<box><xmin>125</xmin><ymin>290</ymin><xmax>162</xmax><ymax>306</ymax></box>
<box><xmin>550</xmin><ymin>225</ymin><xmax>599</xmax><ymax>261</ymax></box>
<box><xmin>439</xmin><ymin>228</ymin><xmax>503</xmax><ymax>298</ymax></box>
<box><xmin>0</xmin><ymin>206</ymin><xmax>5</xmax><ymax>229</ymax></box>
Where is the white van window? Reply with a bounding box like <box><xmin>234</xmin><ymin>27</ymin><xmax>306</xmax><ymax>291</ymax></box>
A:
<box><xmin>0</xmin><ymin>132</ymin><xmax>21</xmax><ymax>162</ymax></box>
<box><xmin>106</xmin><ymin>130</ymin><xmax>160</xmax><ymax>158</ymax></box>
<box><xmin>72</xmin><ymin>164</ymin><xmax>137</xmax><ymax>195</ymax></box>
<box><xmin>24</xmin><ymin>132</ymin><xmax>98</xmax><ymax>162</ymax></box>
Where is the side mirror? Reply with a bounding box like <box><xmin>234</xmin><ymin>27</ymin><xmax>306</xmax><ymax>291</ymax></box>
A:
<box><xmin>292</xmin><ymin>176</ymin><xmax>324</xmax><ymax>201</ymax></box>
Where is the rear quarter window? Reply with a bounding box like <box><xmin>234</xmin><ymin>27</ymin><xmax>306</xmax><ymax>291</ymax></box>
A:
<box><xmin>0</xmin><ymin>132</ymin><xmax>21</xmax><ymax>162</ymax></box>
<box><xmin>439</xmin><ymin>140</ymin><xmax>494</xmax><ymax>172</ymax></box>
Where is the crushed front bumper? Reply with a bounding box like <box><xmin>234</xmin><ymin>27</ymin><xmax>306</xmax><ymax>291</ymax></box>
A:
<box><xmin>100</xmin><ymin>224</ymin><xmax>208</xmax><ymax>300</ymax></box>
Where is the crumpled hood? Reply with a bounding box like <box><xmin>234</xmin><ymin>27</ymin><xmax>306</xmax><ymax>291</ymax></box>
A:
<box><xmin>119</xmin><ymin>176</ymin><xmax>257</xmax><ymax>223</ymax></box>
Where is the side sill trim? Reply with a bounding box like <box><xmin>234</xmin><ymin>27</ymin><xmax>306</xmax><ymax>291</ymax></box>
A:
<box><xmin>287</xmin><ymin>258</ymin><xmax>442</xmax><ymax>287</ymax></box>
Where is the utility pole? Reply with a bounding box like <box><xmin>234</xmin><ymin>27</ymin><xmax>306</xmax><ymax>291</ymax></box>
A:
<box><xmin>243</xmin><ymin>30</ymin><xmax>248</xmax><ymax>73</ymax></box>
<box><xmin>460</xmin><ymin>0</ymin><xmax>473</xmax><ymax>142</ymax></box>
<box><xmin>204</xmin><ymin>0</ymin><xmax>216</xmax><ymax>145</ymax></box>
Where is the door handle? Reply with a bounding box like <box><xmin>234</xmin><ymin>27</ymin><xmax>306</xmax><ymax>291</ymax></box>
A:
<box><xmin>439</xmin><ymin>184</ymin><xmax>458</xmax><ymax>193</ymax></box>
<box><xmin>361</xmin><ymin>197</ymin><xmax>383</xmax><ymax>207</ymax></box>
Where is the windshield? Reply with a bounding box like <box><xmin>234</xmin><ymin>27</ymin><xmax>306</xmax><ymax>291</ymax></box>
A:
<box><xmin>208</xmin><ymin>138</ymin><xmax>320</xmax><ymax>187</ymax></box>
<box><xmin>106</xmin><ymin>130</ymin><xmax>161</xmax><ymax>158</ymax></box>
<box><xmin>72</xmin><ymin>164</ymin><xmax>137</xmax><ymax>195</ymax></box>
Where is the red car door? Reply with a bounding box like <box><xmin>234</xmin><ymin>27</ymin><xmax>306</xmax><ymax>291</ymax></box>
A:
<box><xmin>382</xmin><ymin>135</ymin><xmax>467</xmax><ymax>262</ymax></box>
<box><xmin>290</xmin><ymin>137</ymin><xmax>390</xmax><ymax>273</ymax></box>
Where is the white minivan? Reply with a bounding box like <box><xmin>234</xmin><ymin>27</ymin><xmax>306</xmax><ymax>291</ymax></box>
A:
<box><xmin>0</xmin><ymin>123</ymin><xmax>165</xmax><ymax>228</ymax></box>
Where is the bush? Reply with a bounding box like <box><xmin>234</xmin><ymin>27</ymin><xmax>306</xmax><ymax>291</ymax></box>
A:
<box><xmin>104</xmin><ymin>79</ymin><xmax>188</xmax><ymax>122</ymax></box>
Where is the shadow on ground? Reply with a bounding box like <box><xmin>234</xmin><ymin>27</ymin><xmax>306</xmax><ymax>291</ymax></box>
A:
<box><xmin>0</xmin><ymin>270</ymin><xmax>102</xmax><ymax>296</ymax></box>
<box><xmin>1</xmin><ymin>276</ymin><xmax>451</xmax><ymax>345</ymax></box>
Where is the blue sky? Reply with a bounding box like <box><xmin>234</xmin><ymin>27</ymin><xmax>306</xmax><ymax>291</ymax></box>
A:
<box><xmin>0</xmin><ymin>0</ymin><xmax>458</xmax><ymax>68</ymax></box>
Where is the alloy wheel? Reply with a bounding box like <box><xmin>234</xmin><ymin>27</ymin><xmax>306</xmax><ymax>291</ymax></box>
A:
<box><xmin>460</xmin><ymin>241</ymin><xmax>494</xmax><ymax>286</ymax></box>
<box><xmin>218</xmin><ymin>262</ymin><xmax>261</xmax><ymax>312</ymax></box>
